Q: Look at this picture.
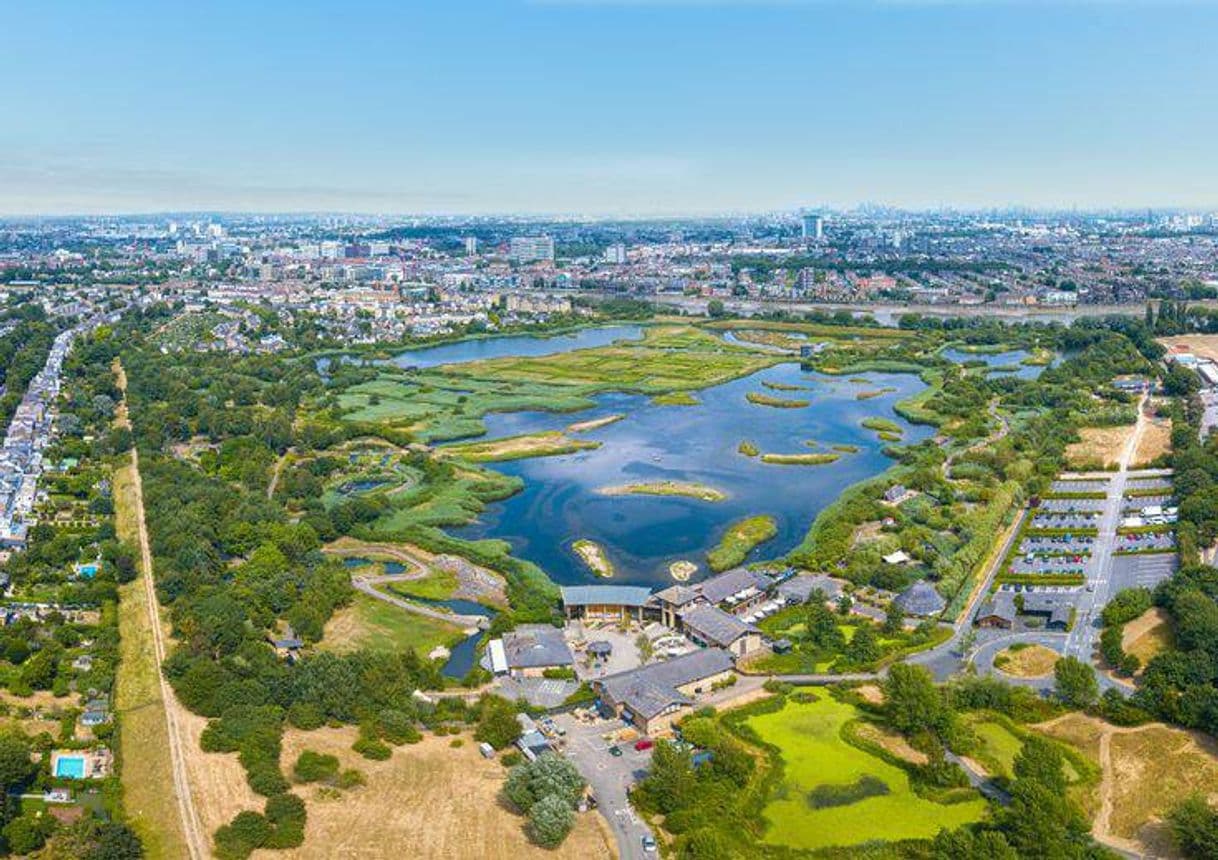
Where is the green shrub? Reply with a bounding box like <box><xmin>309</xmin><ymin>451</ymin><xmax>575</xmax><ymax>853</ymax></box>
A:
<box><xmin>214</xmin><ymin>810</ymin><xmax>271</xmax><ymax>860</ymax></box>
<box><xmin>805</xmin><ymin>775</ymin><xmax>890</xmax><ymax>809</ymax></box>
<box><xmin>293</xmin><ymin>750</ymin><xmax>340</xmax><ymax>784</ymax></box>
<box><xmin>353</xmin><ymin>736</ymin><xmax>391</xmax><ymax>760</ymax></box>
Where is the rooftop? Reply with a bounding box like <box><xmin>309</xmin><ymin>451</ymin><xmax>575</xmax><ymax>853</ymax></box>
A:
<box><xmin>679</xmin><ymin>603</ymin><xmax>759</xmax><ymax>648</ymax></box>
<box><xmin>501</xmin><ymin>624</ymin><xmax>574</xmax><ymax>669</ymax></box>
<box><xmin>597</xmin><ymin>647</ymin><xmax>734</xmax><ymax>719</ymax></box>
<box><xmin>560</xmin><ymin>584</ymin><xmax>653</xmax><ymax>608</ymax></box>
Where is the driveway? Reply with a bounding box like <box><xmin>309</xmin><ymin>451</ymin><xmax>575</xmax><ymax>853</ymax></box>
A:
<box><xmin>554</xmin><ymin>712</ymin><xmax>656</xmax><ymax>860</ymax></box>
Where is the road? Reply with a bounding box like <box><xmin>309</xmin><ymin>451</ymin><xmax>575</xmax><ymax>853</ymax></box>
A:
<box><xmin>121</xmin><ymin>374</ymin><xmax>208</xmax><ymax>860</ymax></box>
<box><xmin>555</xmin><ymin>712</ymin><xmax>656</xmax><ymax>860</ymax></box>
<box><xmin>1061</xmin><ymin>393</ymin><xmax>1150</xmax><ymax>666</ymax></box>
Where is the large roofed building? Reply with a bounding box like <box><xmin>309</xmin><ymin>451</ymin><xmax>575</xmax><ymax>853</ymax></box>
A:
<box><xmin>499</xmin><ymin>624</ymin><xmax>574</xmax><ymax>677</ymax></box>
<box><xmin>560</xmin><ymin>585</ymin><xmax>654</xmax><ymax>622</ymax></box>
<box><xmin>593</xmin><ymin>647</ymin><xmax>735</xmax><ymax>736</ymax></box>
<box><xmin>679</xmin><ymin>604</ymin><xmax>762</xmax><ymax>657</ymax></box>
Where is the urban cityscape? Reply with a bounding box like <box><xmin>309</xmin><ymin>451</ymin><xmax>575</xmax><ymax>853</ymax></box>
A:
<box><xmin>2</xmin><ymin>1</ymin><xmax>1218</xmax><ymax>860</ymax></box>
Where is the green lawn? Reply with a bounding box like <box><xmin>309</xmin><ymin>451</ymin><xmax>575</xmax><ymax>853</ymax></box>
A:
<box><xmin>320</xmin><ymin>592</ymin><xmax>464</xmax><ymax>657</ymax></box>
<box><xmin>749</xmin><ymin>696</ymin><xmax>988</xmax><ymax>850</ymax></box>
<box><xmin>966</xmin><ymin>715</ymin><xmax>1080</xmax><ymax>783</ymax></box>
<box><xmin>381</xmin><ymin>567</ymin><xmax>459</xmax><ymax>601</ymax></box>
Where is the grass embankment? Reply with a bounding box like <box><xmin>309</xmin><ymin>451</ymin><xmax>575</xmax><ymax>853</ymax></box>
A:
<box><xmin>701</xmin><ymin>318</ymin><xmax>912</xmax><ymax>340</ymax></box>
<box><xmin>321</xmin><ymin>593</ymin><xmax>465</xmax><ymax>656</ymax></box>
<box><xmin>993</xmin><ymin>643</ymin><xmax>1060</xmax><ymax>678</ymax></box>
<box><xmin>113</xmin><ymin>462</ymin><xmax>189</xmax><ymax>860</ymax></box>
<box><xmin>706</xmin><ymin>515</ymin><xmax>778</xmax><ymax>571</ymax></box>
<box><xmin>761</xmin><ymin>452</ymin><xmax>841</xmax><ymax>466</ymax></box>
<box><xmin>571</xmin><ymin>539</ymin><xmax>614</xmax><ymax>578</ymax></box>
<box><xmin>597</xmin><ymin>481</ymin><xmax>727</xmax><ymax>502</ymax></box>
<box><xmin>381</xmin><ymin>568</ymin><xmax>460</xmax><ymax>602</ymax></box>
<box><xmin>746</xmin><ymin>391</ymin><xmax>809</xmax><ymax>408</ymax></box>
<box><xmin>747</xmin><ymin>696</ymin><xmax>987</xmax><ymax>851</ymax></box>
<box><xmin>439</xmin><ymin>431</ymin><xmax>600</xmax><ymax>463</ymax></box>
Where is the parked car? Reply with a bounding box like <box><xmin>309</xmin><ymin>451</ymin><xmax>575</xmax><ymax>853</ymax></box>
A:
<box><xmin>642</xmin><ymin>835</ymin><xmax>657</xmax><ymax>853</ymax></box>
<box><xmin>608</xmin><ymin>745</ymin><xmax>622</xmax><ymax>757</ymax></box>
<box><xmin>634</xmin><ymin>739</ymin><xmax>654</xmax><ymax>751</ymax></box>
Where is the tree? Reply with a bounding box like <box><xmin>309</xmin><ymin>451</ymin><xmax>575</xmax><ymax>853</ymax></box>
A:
<box><xmin>846</xmin><ymin>623</ymin><xmax>881</xmax><ymax>666</ymax></box>
<box><xmin>0</xmin><ymin>731</ymin><xmax>35</xmax><ymax>790</ymax></box>
<box><xmin>527</xmin><ymin>793</ymin><xmax>575</xmax><ymax>848</ymax></box>
<box><xmin>707</xmin><ymin>299</ymin><xmax>727</xmax><ymax>318</ymax></box>
<box><xmin>638</xmin><ymin>740</ymin><xmax>698</xmax><ymax>815</ymax></box>
<box><xmin>636</xmin><ymin>633</ymin><xmax>654</xmax><ymax>664</ymax></box>
<box><xmin>474</xmin><ymin>695</ymin><xmax>521</xmax><ymax>750</ymax></box>
<box><xmin>883</xmin><ymin>664</ymin><xmax>949</xmax><ymax>737</ymax></box>
<box><xmin>1168</xmin><ymin>795</ymin><xmax>1218</xmax><ymax>860</ymax></box>
<box><xmin>1012</xmin><ymin>736</ymin><xmax>1067</xmax><ymax>795</ymax></box>
<box><xmin>1054</xmin><ymin>656</ymin><xmax>1099</xmax><ymax>710</ymax></box>
<box><xmin>503</xmin><ymin>755</ymin><xmax>585</xmax><ymax>813</ymax></box>
<box><xmin>805</xmin><ymin>596</ymin><xmax>845</xmax><ymax>651</ymax></box>
<box><xmin>883</xmin><ymin>602</ymin><xmax>905</xmax><ymax>636</ymax></box>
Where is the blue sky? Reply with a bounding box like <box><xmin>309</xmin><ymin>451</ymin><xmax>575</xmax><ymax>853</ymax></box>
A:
<box><xmin>1</xmin><ymin>0</ymin><xmax>1216</xmax><ymax>214</ymax></box>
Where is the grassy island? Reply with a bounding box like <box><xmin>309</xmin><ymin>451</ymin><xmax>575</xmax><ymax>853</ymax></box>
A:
<box><xmin>669</xmin><ymin>560</ymin><xmax>697</xmax><ymax>581</ymax></box>
<box><xmin>439</xmin><ymin>431</ymin><xmax>600</xmax><ymax>462</ymax></box>
<box><xmin>598</xmin><ymin>481</ymin><xmax>727</xmax><ymax>502</ymax></box>
<box><xmin>746</xmin><ymin>391</ymin><xmax>810</xmax><ymax>408</ymax></box>
<box><xmin>567</xmin><ymin>413</ymin><xmax>624</xmax><ymax>433</ymax></box>
<box><xmin>856</xmin><ymin>387</ymin><xmax>896</xmax><ymax>401</ymax></box>
<box><xmin>652</xmin><ymin>391</ymin><xmax>699</xmax><ymax>406</ymax></box>
<box><xmin>761</xmin><ymin>453</ymin><xmax>841</xmax><ymax>466</ymax></box>
<box><xmin>571</xmin><ymin>539</ymin><xmax>614</xmax><ymax>578</ymax></box>
<box><xmin>738</xmin><ymin>440</ymin><xmax>760</xmax><ymax>457</ymax></box>
<box><xmin>707</xmin><ymin>515</ymin><xmax>778</xmax><ymax>571</ymax></box>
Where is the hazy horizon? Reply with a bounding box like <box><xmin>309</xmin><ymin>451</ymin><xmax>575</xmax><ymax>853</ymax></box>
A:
<box><xmin>3</xmin><ymin>0</ymin><xmax>1216</xmax><ymax>215</ymax></box>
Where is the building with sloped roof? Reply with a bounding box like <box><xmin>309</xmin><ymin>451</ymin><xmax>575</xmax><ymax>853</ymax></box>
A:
<box><xmin>560</xmin><ymin>585</ymin><xmax>654</xmax><ymax>623</ymax></box>
<box><xmin>894</xmin><ymin>580</ymin><xmax>946</xmax><ymax>617</ymax></box>
<box><xmin>593</xmin><ymin>648</ymin><xmax>735</xmax><ymax>736</ymax></box>
<box><xmin>500</xmin><ymin>624</ymin><xmax>574</xmax><ymax>677</ymax></box>
<box><xmin>679</xmin><ymin>604</ymin><xmax>762</xmax><ymax>657</ymax></box>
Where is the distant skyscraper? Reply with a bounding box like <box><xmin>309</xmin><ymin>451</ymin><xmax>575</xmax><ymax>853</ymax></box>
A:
<box><xmin>603</xmin><ymin>243</ymin><xmax>627</xmax><ymax>264</ymax></box>
<box><xmin>509</xmin><ymin>236</ymin><xmax>555</xmax><ymax>263</ymax></box>
<box><xmin>801</xmin><ymin>213</ymin><xmax>824</xmax><ymax>242</ymax></box>
<box><xmin>464</xmin><ymin>236</ymin><xmax>478</xmax><ymax>256</ymax></box>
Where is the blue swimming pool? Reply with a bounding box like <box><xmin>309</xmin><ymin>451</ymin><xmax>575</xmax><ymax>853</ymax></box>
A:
<box><xmin>54</xmin><ymin>755</ymin><xmax>86</xmax><ymax>779</ymax></box>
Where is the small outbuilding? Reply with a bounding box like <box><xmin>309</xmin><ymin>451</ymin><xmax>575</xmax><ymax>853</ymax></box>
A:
<box><xmin>894</xmin><ymin>581</ymin><xmax>946</xmax><ymax>617</ymax></box>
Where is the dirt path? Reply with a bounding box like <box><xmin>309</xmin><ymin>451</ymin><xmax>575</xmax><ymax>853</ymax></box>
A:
<box><xmin>118</xmin><ymin>362</ymin><xmax>209</xmax><ymax>860</ymax></box>
<box><xmin>267</xmin><ymin>449</ymin><xmax>291</xmax><ymax>500</ymax></box>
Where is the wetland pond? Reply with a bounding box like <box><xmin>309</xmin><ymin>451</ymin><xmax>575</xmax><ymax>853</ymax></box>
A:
<box><xmin>442</xmin><ymin>360</ymin><xmax>934</xmax><ymax>588</ymax></box>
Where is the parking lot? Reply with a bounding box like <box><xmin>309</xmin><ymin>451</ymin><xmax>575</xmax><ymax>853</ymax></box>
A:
<box><xmin>1031</xmin><ymin>512</ymin><xmax>1100</xmax><ymax>530</ymax></box>
<box><xmin>1051</xmin><ymin>479</ymin><xmax>1111</xmax><ymax>493</ymax></box>
<box><xmin>1110</xmin><ymin>552</ymin><xmax>1179</xmax><ymax>590</ymax></box>
<box><xmin>1038</xmin><ymin>497</ymin><xmax>1107</xmax><ymax>513</ymax></box>
<box><xmin>554</xmin><ymin>712</ymin><xmax>656</xmax><ymax>860</ymax></box>
<box><xmin>1126</xmin><ymin>477</ymin><xmax>1173</xmax><ymax>491</ymax></box>
<box><xmin>1123</xmin><ymin>495</ymin><xmax>1172</xmax><ymax>512</ymax></box>
<box><xmin>1019</xmin><ymin>535</ymin><xmax>1094</xmax><ymax>555</ymax></box>
<box><xmin>1009</xmin><ymin>555</ymin><xmax>1088</xmax><ymax>575</ymax></box>
<box><xmin>1114</xmin><ymin>531</ymin><xmax>1177</xmax><ymax>553</ymax></box>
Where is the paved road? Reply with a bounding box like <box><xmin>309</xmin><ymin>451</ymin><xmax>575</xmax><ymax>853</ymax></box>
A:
<box><xmin>1062</xmin><ymin>395</ymin><xmax>1149</xmax><ymax>666</ymax></box>
<box><xmin>554</xmin><ymin>713</ymin><xmax>655</xmax><ymax>860</ymax></box>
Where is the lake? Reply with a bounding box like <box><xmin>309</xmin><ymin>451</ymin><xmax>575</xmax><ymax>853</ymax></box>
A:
<box><xmin>388</xmin><ymin>324</ymin><xmax>644</xmax><ymax>368</ymax></box>
<box><xmin>939</xmin><ymin>346</ymin><xmax>1051</xmax><ymax>380</ymax></box>
<box><xmin>448</xmin><ymin>361</ymin><xmax>932</xmax><ymax>588</ymax></box>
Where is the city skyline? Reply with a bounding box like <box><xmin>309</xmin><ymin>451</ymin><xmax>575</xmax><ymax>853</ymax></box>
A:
<box><xmin>3</xmin><ymin>0</ymin><xmax>1217</xmax><ymax>215</ymax></box>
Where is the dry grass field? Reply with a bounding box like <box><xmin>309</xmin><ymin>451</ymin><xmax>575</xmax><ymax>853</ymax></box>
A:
<box><xmin>1035</xmin><ymin>713</ymin><xmax>1218</xmax><ymax>858</ymax></box>
<box><xmin>1159</xmin><ymin>335</ymin><xmax>1218</xmax><ymax>363</ymax></box>
<box><xmin>252</xmin><ymin>728</ymin><xmax>615</xmax><ymax>860</ymax></box>
<box><xmin>1132</xmin><ymin>415</ymin><xmax>1173</xmax><ymax>467</ymax></box>
<box><xmin>993</xmin><ymin>644</ymin><xmax>1060</xmax><ymax>678</ymax></box>
<box><xmin>1065</xmin><ymin>425</ymin><xmax>1135</xmax><ymax>469</ymax></box>
<box><xmin>113</xmin><ymin>461</ymin><xmax>190</xmax><ymax>860</ymax></box>
<box><xmin>1122</xmin><ymin>607</ymin><xmax>1175</xmax><ymax>670</ymax></box>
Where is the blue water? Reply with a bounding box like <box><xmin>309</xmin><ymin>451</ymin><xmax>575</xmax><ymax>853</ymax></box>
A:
<box><xmin>55</xmin><ymin>756</ymin><xmax>86</xmax><ymax>779</ymax></box>
<box><xmin>389</xmin><ymin>325</ymin><xmax>644</xmax><ymax>369</ymax></box>
<box><xmin>448</xmin><ymin>362</ymin><xmax>932</xmax><ymax>587</ymax></box>
<box><xmin>940</xmin><ymin>347</ymin><xmax>1051</xmax><ymax>380</ymax></box>
<box><xmin>341</xmin><ymin>558</ymin><xmax>406</xmax><ymax>575</ymax></box>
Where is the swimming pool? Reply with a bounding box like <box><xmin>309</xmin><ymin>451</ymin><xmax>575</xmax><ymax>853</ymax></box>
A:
<box><xmin>54</xmin><ymin>755</ymin><xmax>86</xmax><ymax>779</ymax></box>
